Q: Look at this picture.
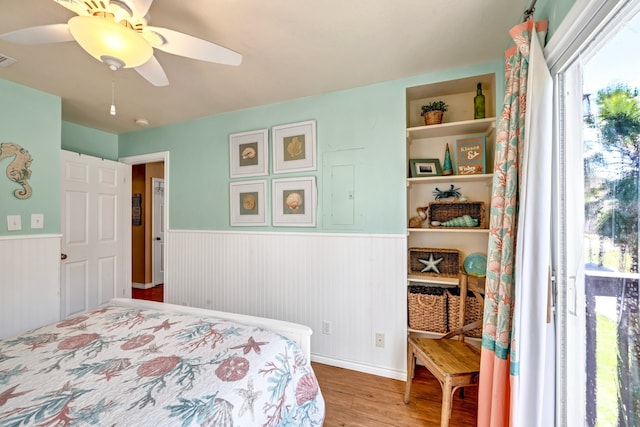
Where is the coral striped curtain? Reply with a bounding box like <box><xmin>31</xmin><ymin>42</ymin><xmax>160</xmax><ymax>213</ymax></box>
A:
<box><xmin>477</xmin><ymin>18</ymin><xmax>555</xmax><ymax>427</ymax></box>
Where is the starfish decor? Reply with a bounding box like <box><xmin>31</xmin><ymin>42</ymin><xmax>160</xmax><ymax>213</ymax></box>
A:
<box><xmin>418</xmin><ymin>254</ymin><xmax>444</xmax><ymax>273</ymax></box>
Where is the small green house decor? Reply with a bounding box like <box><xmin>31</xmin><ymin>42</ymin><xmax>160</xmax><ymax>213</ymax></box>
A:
<box><xmin>420</xmin><ymin>100</ymin><xmax>448</xmax><ymax>125</ymax></box>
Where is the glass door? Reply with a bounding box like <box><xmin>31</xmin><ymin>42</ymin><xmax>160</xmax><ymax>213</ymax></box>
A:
<box><xmin>559</xmin><ymin>4</ymin><xmax>640</xmax><ymax>425</ymax></box>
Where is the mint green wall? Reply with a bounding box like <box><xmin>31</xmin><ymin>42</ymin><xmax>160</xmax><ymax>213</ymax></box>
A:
<box><xmin>0</xmin><ymin>79</ymin><xmax>61</xmax><ymax>235</ymax></box>
<box><xmin>0</xmin><ymin>0</ymin><xmax>578</xmax><ymax>237</ymax></box>
<box><xmin>119</xmin><ymin>61</ymin><xmax>503</xmax><ymax>234</ymax></box>
<box><xmin>62</xmin><ymin>121</ymin><xmax>119</xmax><ymax>160</ymax></box>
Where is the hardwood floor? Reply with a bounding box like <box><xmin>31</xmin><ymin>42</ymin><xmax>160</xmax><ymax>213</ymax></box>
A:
<box><xmin>132</xmin><ymin>284</ymin><xmax>163</xmax><ymax>302</ymax></box>
<box><xmin>312</xmin><ymin>362</ymin><xmax>477</xmax><ymax>427</ymax></box>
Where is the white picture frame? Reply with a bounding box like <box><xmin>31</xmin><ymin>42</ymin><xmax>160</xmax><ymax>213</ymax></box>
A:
<box><xmin>272</xmin><ymin>176</ymin><xmax>317</xmax><ymax>227</ymax></box>
<box><xmin>230</xmin><ymin>180</ymin><xmax>268</xmax><ymax>226</ymax></box>
<box><xmin>229</xmin><ymin>129</ymin><xmax>268</xmax><ymax>178</ymax></box>
<box><xmin>272</xmin><ymin>120</ymin><xmax>316</xmax><ymax>174</ymax></box>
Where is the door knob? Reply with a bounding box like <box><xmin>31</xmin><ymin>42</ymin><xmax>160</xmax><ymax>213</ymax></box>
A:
<box><xmin>155</xmin><ymin>237</ymin><xmax>161</xmax><ymax>241</ymax></box>
<box><xmin>61</xmin><ymin>253</ymin><xmax>68</xmax><ymax>260</ymax></box>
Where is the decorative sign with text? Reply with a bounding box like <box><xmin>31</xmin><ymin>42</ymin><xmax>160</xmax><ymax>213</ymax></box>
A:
<box><xmin>456</xmin><ymin>135</ymin><xmax>486</xmax><ymax>175</ymax></box>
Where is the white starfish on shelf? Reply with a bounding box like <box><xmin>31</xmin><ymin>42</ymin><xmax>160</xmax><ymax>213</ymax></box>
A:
<box><xmin>418</xmin><ymin>254</ymin><xmax>444</xmax><ymax>274</ymax></box>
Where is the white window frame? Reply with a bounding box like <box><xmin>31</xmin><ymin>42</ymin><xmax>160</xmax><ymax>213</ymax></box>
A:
<box><xmin>546</xmin><ymin>0</ymin><xmax>640</xmax><ymax>425</ymax></box>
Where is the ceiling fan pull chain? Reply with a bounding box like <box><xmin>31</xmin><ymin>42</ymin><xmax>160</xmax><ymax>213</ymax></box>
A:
<box><xmin>110</xmin><ymin>70</ymin><xmax>117</xmax><ymax>116</ymax></box>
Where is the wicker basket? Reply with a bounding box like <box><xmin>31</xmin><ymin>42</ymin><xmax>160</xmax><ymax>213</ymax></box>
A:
<box><xmin>408</xmin><ymin>248</ymin><xmax>460</xmax><ymax>278</ymax></box>
<box><xmin>447</xmin><ymin>289</ymin><xmax>483</xmax><ymax>338</ymax></box>
<box><xmin>408</xmin><ymin>286</ymin><xmax>448</xmax><ymax>333</ymax></box>
<box><xmin>424</xmin><ymin>110</ymin><xmax>444</xmax><ymax>125</ymax></box>
<box><xmin>427</xmin><ymin>201</ymin><xmax>485</xmax><ymax>228</ymax></box>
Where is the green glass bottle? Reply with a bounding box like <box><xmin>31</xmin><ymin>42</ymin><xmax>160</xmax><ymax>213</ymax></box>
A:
<box><xmin>474</xmin><ymin>83</ymin><xmax>485</xmax><ymax>119</ymax></box>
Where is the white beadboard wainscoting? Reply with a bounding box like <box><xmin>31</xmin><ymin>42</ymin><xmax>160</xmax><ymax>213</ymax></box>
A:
<box><xmin>0</xmin><ymin>235</ymin><xmax>61</xmax><ymax>339</ymax></box>
<box><xmin>167</xmin><ymin>229</ymin><xmax>408</xmax><ymax>379</ymax></box>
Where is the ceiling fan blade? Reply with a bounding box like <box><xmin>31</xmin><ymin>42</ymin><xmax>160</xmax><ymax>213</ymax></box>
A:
<box><xmin>134</xmin><ymin>55</ymin><xmax>169</xmax><ymax>86</ymax></box>
<box><xmin>0</xmin><ymin>24</ymin><xmax>74</xmax><ymax>44</ymax></box>
<box><xmin>124</xmin><ymin>0</ymin><xmax>154</xmax><ymax>19</ymax></box>
<box><xmin>147</xmin><ymin>26</ymin><xmax>242</xmax><ymax>66</ymax></box>
<box><xmin>52</xmin><ymin>0</ymin><xmax>89</xmax><ymax>16</ymax></box>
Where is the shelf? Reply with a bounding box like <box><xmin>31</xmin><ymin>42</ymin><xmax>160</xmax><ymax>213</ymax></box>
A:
<box><xmin>407</xmin><ymin>275</ymin><xmax>459</xmax><ymax>286</ymax></box>
<box><xmin>408</xmin><ymin>227</ymin><xmax>489</xmax><ymax>234</ymax></box>
<box><xmin>406</xmin><ymin>74</ymin><xmax>496</xmax><ymax>100</ymax></box>
<box><xmin>407</xmin><ymin>117</ymin><xmax>496</xmax><ymax>140</ymax></box>
<box><xmin>407</xmin><ymin>173</ymin><xmax>493</xmax><ymax>186</ymax></box>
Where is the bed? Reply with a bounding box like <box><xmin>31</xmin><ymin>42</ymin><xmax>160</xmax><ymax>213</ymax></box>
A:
<box><xmin>0</xmin><ymin>298</ymin><xmax>325</xmax><ymax>426</ymax></box>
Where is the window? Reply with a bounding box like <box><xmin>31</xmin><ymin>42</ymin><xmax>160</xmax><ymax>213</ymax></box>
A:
<box><xmin>553</xmin><ymin>0</ymin><xmax>640</xmax><ymax>425</ymax></box>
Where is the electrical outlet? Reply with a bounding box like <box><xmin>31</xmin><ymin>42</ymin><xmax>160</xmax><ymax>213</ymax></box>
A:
<box><xmin>375</xmin><ymin>332</ymin><xmax>385</xmax><ymax>348</ymax></box>
<box><xmin>322</xmin><ymin>320</ymin><xmax>332</xmax><ymax>335</ymax></box>
<box><xmin>31</xmin><ymin>213</ymin><xmax>44</xmax><ymax>229</ymax></box>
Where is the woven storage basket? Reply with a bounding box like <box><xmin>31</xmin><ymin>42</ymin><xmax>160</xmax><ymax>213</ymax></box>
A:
<box><xmin>447</xmin><ymin>289</ymin><xmax>483</xmax><ymax>338</ymax></box>
<box><xmin>408</xmin><ymin>286</ymin><xmax>448</xmax><ymax>333</ymax></box>
<box><xmin>408</xmin><ymin>248</ymin><xmax>460</xmax><ymax>278</ymax></box>
<box><xmin>424</xmin><ymin>110</ymin><xmax>444</xmax><ymax>125</ymax></box>
<box><xmin>427</xmin><ymin>201</ymin><xmax>485</xmax><ymax>228</ymax></box>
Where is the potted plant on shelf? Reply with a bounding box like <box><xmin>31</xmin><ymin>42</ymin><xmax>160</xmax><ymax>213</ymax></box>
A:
<box><xmin>420</xmin><ymin>100</ymin><xmax>448</xmax><ymax>126</ymax></box>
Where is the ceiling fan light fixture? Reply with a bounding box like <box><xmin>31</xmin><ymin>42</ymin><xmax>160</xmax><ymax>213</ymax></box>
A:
<box><xmin>68</xmin><ymin>16</ymin><xmax>153</xmax><ymax>68</ymax></box>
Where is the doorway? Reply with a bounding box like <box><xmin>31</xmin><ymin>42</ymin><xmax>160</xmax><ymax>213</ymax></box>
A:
<box><xmin>119</xmin><ymin>152</ymin><xmax>169</xmax><ymax>303</ymax></box>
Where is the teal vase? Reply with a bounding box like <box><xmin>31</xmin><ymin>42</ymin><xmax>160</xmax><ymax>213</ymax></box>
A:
<box><xmin>442</xmin><ymin>143</ymin><xmax>453</xmax><ymax>175</ymax></box>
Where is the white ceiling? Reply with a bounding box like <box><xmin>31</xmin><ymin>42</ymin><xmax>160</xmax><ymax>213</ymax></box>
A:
<box><xmin>0</xmin><ymin>0</ymin><xmax>530</xmax><ymax>134</ymax></box>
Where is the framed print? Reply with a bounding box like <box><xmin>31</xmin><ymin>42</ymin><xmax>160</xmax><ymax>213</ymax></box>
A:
<box><xmin>272</xmin><ymin>176</ymin><xmax>317</xmax><ymax>227</ymax></box>
<box><xmin>229</xmin><ymin>129</ymin><xmax>268</xmax><ymax>178</ymax></box>
<box><xmin>456</xmin><ymin>135</ymin><xmax>486</xmax><ymax>175</ymax></box>
<box><xmin>409</xmin><ymin>158</ymin><xmax>442</xmax><ymax>177</ymax></box>
<box><xmin>132</xmin><ymin>194</ymin><xmax>142</xmax><ymax>226</ymax></box>
<box><xmin>230</xmin><ymin>180</ymin><xmax>268</xmax><ymax>226</ymax></box>
<box><xmin>272</xmin><ymin>120</ymin><xmax>316</xmax><ymax>173</ymax></box>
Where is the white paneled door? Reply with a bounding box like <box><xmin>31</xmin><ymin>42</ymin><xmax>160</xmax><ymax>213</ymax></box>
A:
<box><xmin>152</xmin><ymin>178</ymin><xmax>164</xmax><ymax>286</ymax></box>
<box><xmin>60</xmin><ymin>150</ymin><xmax>131</xmax><ymax>318</ymax></box>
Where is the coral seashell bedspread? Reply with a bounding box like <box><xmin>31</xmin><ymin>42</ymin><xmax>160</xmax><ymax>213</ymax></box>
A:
<box><xmin>0</xmin><ymin>303</ymin><xmax>325</xmax><ymax>426</ymax></box>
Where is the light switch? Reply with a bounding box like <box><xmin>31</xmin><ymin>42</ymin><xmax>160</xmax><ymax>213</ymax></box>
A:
<box><xmin>7</xmin><ymin>215</ymin><xmax>21</xmax><ymax>231</ymax></box>
<box><xmin>31</xmin><ymin>213</ymin><xmax>44</xmax><ymax>229</ymax></box>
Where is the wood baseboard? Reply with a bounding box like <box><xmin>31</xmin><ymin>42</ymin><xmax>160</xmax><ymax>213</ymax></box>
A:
<box><xmin>310</xmin><ymin>354</ymin><xmax>406</xmax><ymax>380</ymax></box>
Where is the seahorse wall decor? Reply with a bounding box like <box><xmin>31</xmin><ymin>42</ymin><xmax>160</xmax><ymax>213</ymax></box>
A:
<box><xmin>0</xmin><ymin>142</ymin><xmax>33</xmax><ymax>199</ymax></box>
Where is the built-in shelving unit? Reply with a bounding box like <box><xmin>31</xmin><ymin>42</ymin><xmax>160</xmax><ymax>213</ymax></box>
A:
<box><xmin>405</xmin><ymin>73</ymin><xmax>495</xmax><ymax>339</ymax></box>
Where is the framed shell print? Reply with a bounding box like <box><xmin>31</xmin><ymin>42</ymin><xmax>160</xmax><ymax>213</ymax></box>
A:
<box><xmin>229</xmin><ymin>129</ymin><xmax>268</xmax><ymax>178</ymax></box>
<box><xmin>272</xmin><ymin>120</ymin><xmax>316</xmax><ymax>174</ymax></box>
<box><xmin>272</xmin><ymin>176</ymin><xmax>316</xmax><ymax>227</ymax></box>
<box><xmin>230</xmin><ymin>180</ymin><xmax>268</xmax><ymax>226</ymax></box>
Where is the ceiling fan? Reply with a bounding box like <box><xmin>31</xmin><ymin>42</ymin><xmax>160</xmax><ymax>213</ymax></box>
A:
<box><xmin>0</xmin><ymin>0</ymin><xmax>242</xmax><ymax>87</ymax></box>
